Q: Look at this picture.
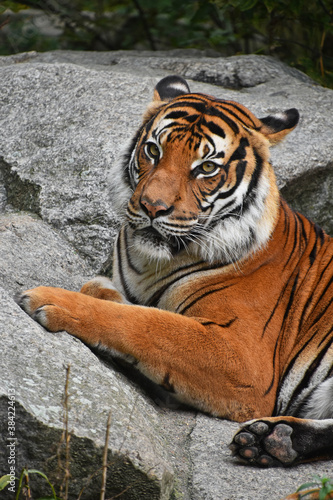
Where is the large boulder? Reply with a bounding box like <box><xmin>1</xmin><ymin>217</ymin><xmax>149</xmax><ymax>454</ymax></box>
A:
<box><xmin>0</xmin><ymin>50</ymin><xmax>332</xmax><ymax>499</ymax></box>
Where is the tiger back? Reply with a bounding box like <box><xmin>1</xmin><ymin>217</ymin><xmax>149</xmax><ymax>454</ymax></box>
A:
<box><xmin>18</xmin><ymin>76</ymin><xmax>333</xmax><ymax>467</ymax></box>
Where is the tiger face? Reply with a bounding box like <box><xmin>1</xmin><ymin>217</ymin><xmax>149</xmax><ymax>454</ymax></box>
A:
<box><xmin>116</xmin><ymin>76</ymin><xmax>299</xmax><ymax>264</ymax></box>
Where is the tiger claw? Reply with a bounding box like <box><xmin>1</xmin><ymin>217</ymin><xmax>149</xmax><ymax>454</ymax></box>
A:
<box><xmin>15</xmin><ymin>291</ymin><xmax>34</xmax><ymax>315</ymax></box>
<box><xmin>15</xmin><ymin>287</ymin><xmax>79</xmax><ymax>333</ymax></box>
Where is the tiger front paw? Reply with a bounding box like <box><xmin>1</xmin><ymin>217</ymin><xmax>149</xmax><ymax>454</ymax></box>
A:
<box><xmin>229</xmin><ymin>419</ymin><xmax>299</xmax><ymax>467</ymax></box>
<box><xmin>80</xmin><ymin>277</ymin><xmax>128</xmax><ymax>303</ymax></box>
<box><xmin>16</xmin><ymin>286</ymin><xmax>80</xmax><ymax>333</ymax></box>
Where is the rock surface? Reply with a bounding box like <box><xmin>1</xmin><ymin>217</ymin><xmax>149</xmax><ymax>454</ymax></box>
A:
<box><xmin>0</xmin><ymin>50</ymin><xmax>332</xmax><ymax>499</ymax></box>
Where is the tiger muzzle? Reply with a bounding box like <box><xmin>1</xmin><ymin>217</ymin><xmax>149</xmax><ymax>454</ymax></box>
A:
<box><xmin>140</xmin><ymin>196</ymin><xmax>175</xmax><ymax>220</ymax></box>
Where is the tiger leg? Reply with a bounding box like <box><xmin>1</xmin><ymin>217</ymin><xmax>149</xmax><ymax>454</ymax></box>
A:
<box><xmin>16</xmin><ymin>285</ymin><xmax>261</xmax><ymax>421</ymax></box>
<box><xmin>80</xmin><ymin>276</ymin><xmax>129</xmax><ymax>304</ymax></box>
<box><xmin>230</xmin><ymin>416</ymin><xmax>333</xmax><ymax>467</ymax></box>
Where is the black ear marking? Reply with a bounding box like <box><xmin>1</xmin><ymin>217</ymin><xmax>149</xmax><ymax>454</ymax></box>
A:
<box><xmin>260</xmin><ymin>108</ymin><xmax>300</xmax><ymax>133</ymax></box>
<box><xmin>155</xmin><ymin>75</ymin><xmax>191</xmax><ymax>101</ymax></box>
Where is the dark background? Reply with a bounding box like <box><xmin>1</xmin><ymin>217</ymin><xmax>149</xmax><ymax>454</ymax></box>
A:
<box><xmin>1</xmin><ymin>0</ymin><xmax>332</xmax><ymax>88</ymax></box>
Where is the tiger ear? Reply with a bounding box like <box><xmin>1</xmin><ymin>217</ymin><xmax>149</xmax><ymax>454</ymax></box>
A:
<box><xmin>259</xmin><ymin>108</ymin><xmax>300</xmax><ymax>145</ymax></box>
<box><xmin>142</xmin><ymin>75</ymin><xmax>191</xmax><ymax>123</ymax></box>
<box><xmin>153</xmin><ymin>75</ymin><xmax>191</xmax><ymax>102</ymax></box>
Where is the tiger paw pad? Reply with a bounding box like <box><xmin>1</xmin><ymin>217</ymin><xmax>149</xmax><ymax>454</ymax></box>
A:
<box><xmin>230</xmin><ymin>421</ymin><xmax>299</xmax><ymax>467</ymax></box>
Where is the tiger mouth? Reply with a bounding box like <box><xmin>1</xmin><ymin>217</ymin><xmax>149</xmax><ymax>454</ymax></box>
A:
<box><xmin>135</xmin><ymin>227</ymin><xmax>186</xmax><ymax>253</ymax></box>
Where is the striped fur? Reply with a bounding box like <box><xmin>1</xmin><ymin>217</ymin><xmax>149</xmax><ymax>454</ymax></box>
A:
<box><xmin>18</xmin><ymin>76</ymin><xmax>333</xmax><ymax>467</ymax></box>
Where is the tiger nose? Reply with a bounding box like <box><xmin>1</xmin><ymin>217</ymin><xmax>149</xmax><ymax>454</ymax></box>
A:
<box><xmin>140</xmin><ymin>197</ymin><xmax>174</xmax><ymax>219</ymax></box>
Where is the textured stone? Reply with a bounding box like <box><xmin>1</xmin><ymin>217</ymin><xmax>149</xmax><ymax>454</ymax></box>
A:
<box><xmin>0</xmin><ymin>286</ymin><xmax>194</xmax><ymax>499</ymax></box>
<box><xmin>281</xmin><ymin>163</ymin><xmax>333</xmax><ymax>236</ymax></box>
<box><xmin>189</xmin><ymin>415</ymin><xmax>333</xmax><ymax>500</ymax></box>
<box><xmin>0</xmin><ymin>212</ymin><xmax>94</xmax><ymax>296</ymax></box>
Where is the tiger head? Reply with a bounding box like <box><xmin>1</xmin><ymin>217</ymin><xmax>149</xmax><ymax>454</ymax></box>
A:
<box><xmin>113</xmin><ymin>76</ymin><xmax>299</xmax><ymax>264</ymax></box>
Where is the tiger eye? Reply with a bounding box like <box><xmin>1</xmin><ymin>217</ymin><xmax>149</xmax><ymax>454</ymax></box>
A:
<box><xmin>201</xmin><ymin>161</ymin><xmax>217</xmax><ymax>174</ymax></box>
<box><xmin>146</xmin><ymin>142</ymin><xmax>159</xmax><ymax>159</ymax></box>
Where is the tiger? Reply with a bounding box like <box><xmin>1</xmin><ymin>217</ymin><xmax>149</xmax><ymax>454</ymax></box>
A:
<box><xmin>17</xmin><ymin>75</ymin><xmax>333</xmax><ymax>468</ymax></box>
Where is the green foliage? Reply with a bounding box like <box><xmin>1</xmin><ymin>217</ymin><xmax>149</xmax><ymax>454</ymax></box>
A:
<box><xmin>0</xmin><ymin>2</ymin><xmax>28</xmax><ymax>14</ymax></box>
<box><xmin>214</xmin><ymin>0</ymin><xmax>333</xmax><ymax>87</ymax></box>
<box><xmin>0</xmin><ymin>475</ymin><xmax>15</xmax><ymax>491</ymax></box>
<box><xmin>15</xmin><ymin>468</ymin><xmax>61</xmax><ymax>500</ymax></box>
<box><xmin>0</xmin><ymin>0</ymin><xmax>332</xmax><ymax>87</ymax></box>
<box><xmin>296</xmin><ymin>475</ymin><xmax>333</xmax><ymax>500</ymax></box>
<box><xmin>0</xmin><ymin>469</ymin><xmax>61</xmax><ymax>499</ymax></box>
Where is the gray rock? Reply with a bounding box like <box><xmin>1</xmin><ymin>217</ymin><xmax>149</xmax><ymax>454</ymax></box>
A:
<box><xmin>281</xmin><ymin>164</ymin><xmax>333</xmax><ymax>236</ymax></box>
<box><xmin>0</xmin><ymin>212</ymin><xmax>193</xmax><ymax>499</ymax></box>
<box><xmin>0</xmin><ymin>49</ymin><xmax>314</xmax><ymax>86</ymax></box>
<box><xmin>189</xmin><ymin>415</ymin><xmax>333</xmax><ymax>500</ymax></box>
<box><xmin>0</xmin><ymin>212</ymin><xmax>94</xmax><ymax>296</ymax></box>
<box><xmin>0</xmin><ymin>50</ymin><xmax>333</xmax><ymax>500</ymax></box>
<box><xmin>0</xmin><ymin>287</ymin><xmax>178</xmax><ymax>499</ymax></box>
<box><xmin>0</xmin><ymin>62</ymin><xmax>126</xmax><ymax>271</ymax></box>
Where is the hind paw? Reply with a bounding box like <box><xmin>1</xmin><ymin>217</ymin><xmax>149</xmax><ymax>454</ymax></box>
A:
<box><xmin>230</xmin><ymin>420</ymin><xmax>298</xmax><ymax>467</ymax></box>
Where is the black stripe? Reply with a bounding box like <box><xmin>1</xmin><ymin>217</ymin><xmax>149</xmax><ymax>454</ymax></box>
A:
<box><xmin>283</xmin><ymin>336</ymin><xmax>333</xmax><ymax>415</ymax></box>
<box><xmin>318</xmin><ymin>325</ymin><xmax>333</xmax><ymax>348</ymax></box>
<box><xmin>203</xmin><ymin>200</ymin><xmax>237</xmax><ymax>227</ymax></box>
<box><xmin>228</xmin><ymin>137</ymin><xmax>249</xmax><ymax>163</ymax></box>
<box><xmin>185</xmin><ymin>114</ymin><xmax>200</xmax><ymax>124</ymax></box>
<box><xmin>123</xmin><ymin>227</ymin><xmax>143</xmax><ymax>276</ymax></box>
<box><xmin>122</xmin><ymin>129</ymin><xmax>142</xmax><ymax>189</ymax></box>
<box><xmin>240</xmin><ymin>149</ymin><xmax>263</xmax><ymax>213</ymax></box>
<box><xmin>198</xmin><ymin>170</ymin><xmax>229</xmax><ymax>198</ymax></box>
<box><xmin>212</xmin><ymin>151</ymin><xmax>225</xmax><ymax>159</ymax></box>
<box><xmin>164</xmin><ymin>110</ymin><xmax>189</xmax><ymax>120</ymax></box>
<box><xmin>165</xmin><ymin>96</ymin><xmax>237</xmax><ymax>133</ymax></box>
<box><xmin>303</xmin><ymin>258</ymin><xmax>333</xmax><ymax>328</ymax></box>
<box><xmin>202</xmin><ymin>119</ymin><xmax>226</xmax><ymax>138</ymax></box>
<box><xmin>167</xmin><ymin>100</ymin><xmax>207</xmax><ymax>114</ymax></box>
<box><xmin>265</xmin><ymin>271</ymin><xmax>299</xmax><ymax>396</ymax></box>
<box><xmin>309</xmin><ymin>223</ymin><xmax>326</xmax><ymax>265</ymax></box>
<box><xmin>126</xmin><ymin>204</ymin><xmax>141</xmax><ymax>220</ymax></box>
<box><xmin>281</xmin><ymin>271</ymin><xmax>300</xmax><ymax>331</ymax></box>
<box><xmin>157</xmin><ymin>121</ymin><xmax>190</xmax><ymax>136</ymax></box>
<box><xmin>309</xmin><ymin>295</ymin><xmax>333</xmax><ymax>330</ymax></box>
<box><xmin>206</xmin><ymin>149</ymin><xmax>263</xmax><ymax>229</ymax></box>
<box><xmin>145</xmin><ymin>113</ymin><xmax>160</xmax><ymax>137</ymax></box>
<box><xmin>175</xmin><ymin>280</ymin><xmax>230</xmax><ymax>313</ymax></box>
<box><xmin>201</xmin><ymin>318</ymin><xmax>237</xmax><ymax>328</ymax></box>
<box><xmin>282</xmin><ymin>203</ymin><xmax>291</xmax><ymax>249</ymax></box>
<box><xmin>153</xmin><ymin>261</ymin><xmax>205</xmax><ymax>287</ymax></box>
<box><xmin>203</xmin><ymin>132</ymin><xmax>218</xmax><ymax>151</ymax></box>
<box><xmin>216</xmin><ymin>161</ymin><xmax>246</xmax><ymax>200</ymax></box>
<box><xmin>274</xmin><ymin>329</ymin><xmax>320</xmax><ymax>414</ymax></box>
<box><xmin>261</xmin><ymin>276</ymin><xmax>294</xmax><ymax>339</ymax></box>
<box><xmin>316</xmin><ymin>223</ymin><xmax>326</xmax><ymax>246</ymax></box>
<box><xmin>217</xmin><ymin>101</ymin><xmax>258</xmax><ymax>128</ymax></box>
<box><xmin>283</xmin><ymin>212</ymin><xmax>299</xmax><ymax>270</ymax></box>
<box><xmin>295</xmin><ymin>211</ymin><xmax>308</xmax><ymax>246</ymax></box>
<box><xmin>116</xmin><ymin>233</ymin><xmax>139</xmax><ymax>305</ymax></box>
<box><xmin>309</xmin><ymin>236</ymin><xmax>318</xmax><ymax>265</ymax></box>
<box><xmin>147</xmin><ymin>265</ymin><xmax>213</xmax><ymax>308</ymax></box>
<box><xmin>178</xmin><ymin>284</ymin><xmax>233</xmax><ymax>315</ymax></box>
<box><xmin>207</xmin><ymin>139</ymin><xmax>251</xmax><ymax>206</ymax></box>
<box><xmin>171</xmin><ymin>95</ymin><xmax>256</xmax><ymax>131</ymax></box>
<box><xmin>147</xmin><ymin>262</ymin><xmax>232</xmax><ymax>309</ymax></box>
<box><xmin>205</xmin><ymin>107</ymin><xmax>239</xmax><ymax>134</ymax></box>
